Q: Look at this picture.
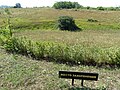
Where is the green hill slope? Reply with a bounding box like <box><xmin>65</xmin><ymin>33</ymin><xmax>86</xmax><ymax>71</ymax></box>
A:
<box><xmin>0</xmin><ymin>8</ymin><xmax>120</xmax><ymax>30</ymax></box>
<box><xmin>0</xmin><ymin>48</ymin><xmax>120</xmax><ymax>90</ymax></box>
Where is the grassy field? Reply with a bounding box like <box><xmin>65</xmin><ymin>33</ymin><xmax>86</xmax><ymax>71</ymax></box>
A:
<box><xmin>14</xmin><ymin>30</ymin><xmax>120</xmax><ymax>48</ymax></box>
<box><xmin>0</xmin><ymin>8</ymin><xmax>120</xmax><ymax>89</ymax></box>
<box><xmin>0</xmin><ymin>8</ymin><xmax>120</xmax><ymax>30</ymax></box>
<box><xmin>0</xmin><ymin>48</ymin><xmax>120</xmax><ymax>90</ymax></box>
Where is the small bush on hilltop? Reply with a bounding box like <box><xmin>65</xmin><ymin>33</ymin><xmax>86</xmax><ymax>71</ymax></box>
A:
<box><xmin>57</xmin><ymin>16</ymin><xmax>81</xmax><ymax>31</ymax></box>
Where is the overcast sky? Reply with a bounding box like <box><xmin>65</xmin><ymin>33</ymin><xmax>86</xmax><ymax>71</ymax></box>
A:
<box><xmin>0</xmin><ymin>0</ymin><xmax>120</xmax><ymax>7</ymax></box>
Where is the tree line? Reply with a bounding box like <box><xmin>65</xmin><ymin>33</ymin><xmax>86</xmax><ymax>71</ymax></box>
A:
<box><xmin>0</xmin><ymin>3</ymin><xmax>22</xmax><ymax>8</ymax></box>
<box><xmin>53</xmin><ymin>1</ymin><xmax>82</xmax><ymax>9</ymax></box>
<box><xmin>52</xmin><ymin>1</ymin><xmax>120</xmax><ymax>11</ymax></box>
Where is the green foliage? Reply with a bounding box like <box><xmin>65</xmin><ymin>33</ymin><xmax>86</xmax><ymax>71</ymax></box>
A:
<box><xmin>107</xmin><ymin>7</ymin><xmax>117</xmax><ymax>11</ymax></box>
<box><xmin>11</xmin><ymin>20</ymin><xmax>56</xmax><ymax>30</ymax></box>
<box><xmin>0</xmin><ymin>8</ymin><xmax>120</xmax><ymax>30</ymax></box>
<box><xmin>2</xmin><ymin>37</ymin><xmax>120</xmax><ymax>67</ymax></box>
<box><xmin>86</xmin><ymin>6</ymin><xmax>90</xmax><ymax>9</ymax></box>
<box><xmin>4</xmin><ymin>8</ymin><xmax>11</xmax><ymax>15</ymax></box>
<box><xmin>97</xmin><ymin>6</ymin><xmax>105</xmax><ymax>10</ymax></box>
<box><xmin>1</xmin><ymin>49</ymin><xmax>120</xmax><ymax>90</ymax></box>
<box><xmin>0</xmin><ymin>29</ymin><xmax>10</xmax><ymax>37</ymax></box>
<box><xmin>53</xmin><ymin>1</ymin><xmax>81</xmax><ymax>9</ymax></box>
<box><xmin>4</xmin><ymin>8</ymin><xmax>12</xmax><ymax>37</ymax></box>
<box><xmin>57</xmin><ymin>16</ymin><xmax>80</xmax><ymax>31</ymax></box>
<box><xmin>0</xmin><ymin>29</ymin><xmax>11</xmax><ymax>46</ymax></box>
<box><xmin>14</xmin><ymin>3</ymin><xmax>22</xmax><ymax>8</ymax></box>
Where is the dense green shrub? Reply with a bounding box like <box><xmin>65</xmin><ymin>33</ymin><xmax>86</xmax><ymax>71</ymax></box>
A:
<box><xmin>14</xmin><ymin>3</ymin><xmax>22</xmax><ymax>8</ymax></box>
<box><xmin>86</xmin><ymin>6</ymin><xmax>90</xmax><ymax>9</ymax></box>
<box><xmin>107</xmin><ymin>7</ymin><xmax>116</xmax><ymax>11</ymax></box>
<box><xmin>53</xmin><ymin>1</ymin><xmax>81</xmax><ymax>9</ymax></box>
<box><xmin>57</xmin><ymin>16</ymin><xmax>80</xmax><ymax>31</ymax></box>
<box><xmin>97</xmin><ymin>6</ymin><xmax>105</xmax><ymax>10</ymax></box>
<box><xmin>2</xmin><ymin>36</ymin><xmax>120</xmax><ymax>67</ymax></box>
<box><xmin>0</xmin><ymin>29</ymin><xmax>11</xmax><ymax>46</ymax></box>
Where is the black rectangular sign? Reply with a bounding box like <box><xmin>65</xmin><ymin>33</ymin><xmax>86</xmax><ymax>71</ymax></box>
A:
<box><xmin>59</xmin><ymin>71</ymin><xmax>98</xmax><ymax>80</ymax></box>
<box><xmin>59</xmin><ymin>71</ymin><xmax>99</xmax><ymax>86</ymax></box>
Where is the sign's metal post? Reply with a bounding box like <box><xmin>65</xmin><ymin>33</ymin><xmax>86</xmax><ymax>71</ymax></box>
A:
<box><xmin>81</xmin><ymin>79</ymin><xmax>84</xmax><ymax>86</ymax></box>
<box><xmin>72</xmin><ymin>78</ymin><xmax>74</xmax><ymax>86</ymax></box>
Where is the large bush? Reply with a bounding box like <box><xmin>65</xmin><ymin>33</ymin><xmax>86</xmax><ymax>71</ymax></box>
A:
<box><xmin>57</xmin><ymin>16</ymin><xmax>80</xmax><ymax>31</ymax></box>
<box><xmin>53</xmin><ymin>1</ymin><xmax>81</xmax><ymax>9</ymax></box>
<box><xmin>14</xmin><ymin>3</ymin><xmax>22</xmax><ymax>8</ymax></box>
<box><xmin>97</xmin><ymin>6</ymin><xmax>105</xmax><ymax>10</ymax></box>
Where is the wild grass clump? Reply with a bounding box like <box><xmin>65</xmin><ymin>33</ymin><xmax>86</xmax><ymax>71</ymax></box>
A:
<box><xmin>2</xmin><ymin>36</ymin><xmax>120</xmax><ymax>67</ymax></box>
<box><xmin>11</xmin><ymin>20</ymin><xmax>56</xmax><ymax>30</ymax></box>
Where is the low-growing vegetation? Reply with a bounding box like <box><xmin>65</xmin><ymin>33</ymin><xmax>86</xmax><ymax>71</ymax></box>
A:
<box><xmin>0</xmin><ymin>7</ymin><xmax>120</xmax><ymax>90</ymax></box>
<box><xmin>0</xmin><ymin>48</ymin><xmax>120</xmax><ymax>90</ymax></box>
<box><xmin>0</xmin><ymin>34</ymin><xmax>120</xmax><ymax>68</ymax></box>
<box><xmin>0</xmin><ymin>8</ymin><xmax>120</xmax><ymax>30</ymax></box>
<box><xmin>0</xmin><ymin>8</ymin><xmax>120</xmax><ymax>68</ymax></box>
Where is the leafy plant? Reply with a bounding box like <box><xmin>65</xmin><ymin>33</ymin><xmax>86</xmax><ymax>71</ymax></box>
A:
<box><xmin>4</xmin><ymin>8</ymin><xmax>12</xmax><ymax>37</ymax></box>
<box><xmin>97</xmin><ymin>6</ymin><xmax>105</xmax><ymax>10</ymax></box>
<box><xmin>57</xmin><ymin>16</ymin><xmax>81</xmax><ymax>31</ymax></box>
<box><xmin>2</xmin><ymin>36</ymin><xmax>120</xmax><ymax>67</ymax></box>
